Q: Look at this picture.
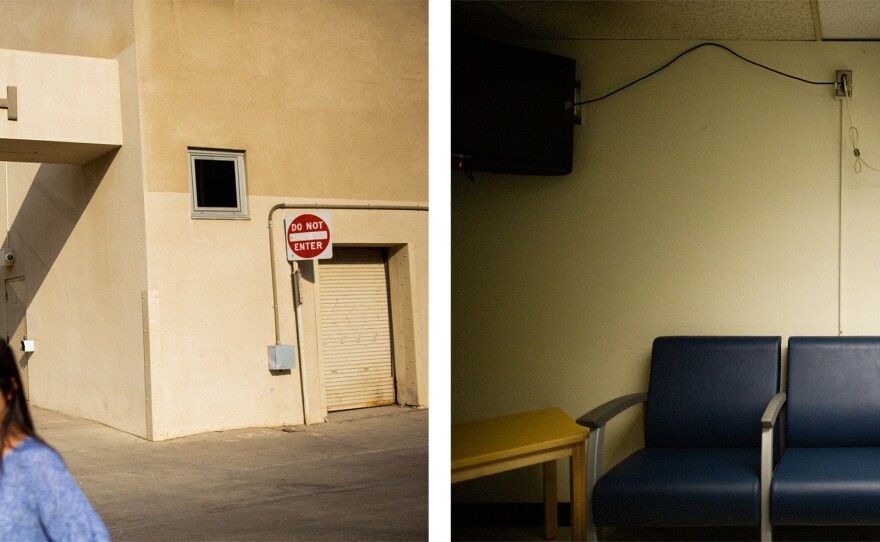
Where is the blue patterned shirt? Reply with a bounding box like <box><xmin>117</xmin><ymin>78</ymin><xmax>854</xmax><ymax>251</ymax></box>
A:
<box><xmin>0</xmin><ymin>437</ymin><xmax>109</xmax><ymax>541</ymax></box>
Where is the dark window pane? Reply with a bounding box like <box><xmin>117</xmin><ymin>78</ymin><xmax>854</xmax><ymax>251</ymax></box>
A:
<box><xmin>194</xmin><ymin>159</ymin><xmax>239</xmax><ymax>208</ymax></box>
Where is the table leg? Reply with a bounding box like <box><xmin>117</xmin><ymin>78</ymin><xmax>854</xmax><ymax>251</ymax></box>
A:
<box><xmin>543</xmin><ymin>460</ymin><xmax>558</xmax><ymax>539</ymax></box>
<box><xmin>569</xmin><ymin>442</ymin><xmax>586</xmax><ymax>541</ymax></box>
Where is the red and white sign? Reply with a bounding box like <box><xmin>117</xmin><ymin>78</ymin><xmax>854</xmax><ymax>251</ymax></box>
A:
<box><xmin>285</xmin><ymin>212</ymin><xmax>333</xmax><ymax>261</ymax></box>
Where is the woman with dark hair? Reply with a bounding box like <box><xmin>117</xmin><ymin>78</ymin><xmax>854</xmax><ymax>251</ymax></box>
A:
<box><xmin>0</xmin><ymin>340</ymin><xmax>110</xmax><ymax>541</ymax></box>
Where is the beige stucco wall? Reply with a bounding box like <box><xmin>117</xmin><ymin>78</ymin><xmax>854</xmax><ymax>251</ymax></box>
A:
<box><xmin>453</xmin><ymin>40</ymin><xmax>877</xmax><ymax>502</ymax></box>
<box><xmin>132</xmin><ymin>0</ymin><xmax>427</xmax><ymax>200</ymax></box>
<box><xmin>0</xmin><ymin>42</ymin><xmax>148</xmax><ymax>436</ymax></box>
<box><xmin>0</xmin><ymin>0</ymin><xmax>133</xmax><ymax>59</ymax></box>
<box><xmin>142</xmin><ymin>193</ymin><xmax>428</xmax><ymax>439</ymax></box>
<box><xmin>133</xmin><ymin>1</ymin><xmax>429</xmax><ymax>438</ymax></box>
<box><xmin>0</xmin><ymin>3</ymin><xmax>147</xmax><ymax>436</ymax></box>
<box><xmin>0</xmin><ymin>0</ymin><xmax>427</xmax><ymax>440</ymax></box>
<box><xmin>0</xmin><ymin>48</ymin><xmax>122</xmax><ymax>163</ymax></box>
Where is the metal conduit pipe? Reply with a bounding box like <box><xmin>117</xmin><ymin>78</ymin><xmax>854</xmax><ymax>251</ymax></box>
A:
<box><xmin>266</xmin><ymin>202</ymin><xmax>428</xmax><ymax>423</ymax></box>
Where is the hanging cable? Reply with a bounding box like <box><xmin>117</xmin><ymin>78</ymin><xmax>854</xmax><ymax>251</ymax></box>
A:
<box><xmin>577</xmin><ymin>42</ymin><xmax>836</xmax><ymax>105</ymax></box>
<box><xmin>842</xmin><ymin>76</ymin><xmax>880</xmax><ymax>175</ymax></box>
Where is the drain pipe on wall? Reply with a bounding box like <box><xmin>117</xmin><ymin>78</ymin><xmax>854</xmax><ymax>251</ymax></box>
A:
<box><xmin>267</xmin><ymin>203</ymin><xmax>428</xmax><ymax>424</ymax></box>
<box><xmin>291</xmin><ymin>260</ymin><xmax>309</xmax><ymax>424</ymax></box>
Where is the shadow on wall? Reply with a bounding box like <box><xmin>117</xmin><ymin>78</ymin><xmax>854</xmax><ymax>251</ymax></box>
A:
<box><xmin>0</xmin><ymin>150</ymin><xmax>118</xmax><ymax>343</ymax></box>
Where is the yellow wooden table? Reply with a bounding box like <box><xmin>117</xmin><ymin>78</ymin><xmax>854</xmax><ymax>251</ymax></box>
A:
<box><xmin>452</xmin><ymin>408</ymin><xmax>588</xmax><ymax>541</ymax></box>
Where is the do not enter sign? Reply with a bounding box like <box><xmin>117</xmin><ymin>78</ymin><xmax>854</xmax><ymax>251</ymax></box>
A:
<box><xmin>284</xmin><ymin>212</ymin><xmax>333</xmax><ymax>261</ymax></box>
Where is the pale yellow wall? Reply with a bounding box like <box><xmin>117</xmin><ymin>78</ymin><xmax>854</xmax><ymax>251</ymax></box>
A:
<box><xmin>838</xmin><ymin>51</ymin><xmax>880</xmax><ymax>334</ymax></box>
<box><xmin>453</xmin><ymin>40</ymin><xmax>875</xmax><ymax>502</ymax></box>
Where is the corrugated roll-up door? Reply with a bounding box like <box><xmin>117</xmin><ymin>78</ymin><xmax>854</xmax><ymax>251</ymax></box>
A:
<box><xmin>319</xmin><ymin>248</ymin><xmax>396</xmax><ymax>411</ymax></box>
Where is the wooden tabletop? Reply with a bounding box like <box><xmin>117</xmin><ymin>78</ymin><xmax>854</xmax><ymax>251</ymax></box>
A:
<box><xmin>452</xmin><ymin>408</ymin><xmax>588</xmax><ymax>471</ymax></box>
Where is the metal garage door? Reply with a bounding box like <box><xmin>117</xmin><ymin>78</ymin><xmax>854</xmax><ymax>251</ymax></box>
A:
<box><xmin>319</xmin><ymin>248</ymin><xmax>396</xmax><ymax>411</ymax></box>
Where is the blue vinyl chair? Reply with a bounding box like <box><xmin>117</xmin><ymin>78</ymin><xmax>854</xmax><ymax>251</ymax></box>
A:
<box><xmin>770</xmin><ymin>337</ymin><xmax>880</xmax><ymax>536</ymax></box>
<box><xmin>577</xmin><ymin>336</ymin><xmax>783</xmax><ymax>541</ymax></box>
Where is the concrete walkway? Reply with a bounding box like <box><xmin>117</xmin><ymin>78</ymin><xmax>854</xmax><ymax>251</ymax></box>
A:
<box><xmin>32</xmin><ymin>405</ymin><xmax>428</xmax><ymax>541</ymax></box>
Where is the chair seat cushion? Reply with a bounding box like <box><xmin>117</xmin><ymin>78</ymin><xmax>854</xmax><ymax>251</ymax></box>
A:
<box><xmin>593</xmin><ymin>448</ymin><xmax>761</xmax><ymax>527</ymax></box>
<box><xmin>772</xmin><ymin>447</ymin><xmax>880</xmax><ymax>525</ymax></box>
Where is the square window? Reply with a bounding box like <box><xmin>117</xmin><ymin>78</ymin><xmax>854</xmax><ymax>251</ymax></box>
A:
<box><xmin>188</xmin><ymin>149</ymin><xmax>248</xmax><ymax>219</ymax></box>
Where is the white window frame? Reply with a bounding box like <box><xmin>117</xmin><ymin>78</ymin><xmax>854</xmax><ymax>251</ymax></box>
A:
<box><xmin>188</xmin><ymin>148</ymin><xmax>249</xmax><ymax>219</ymax></box>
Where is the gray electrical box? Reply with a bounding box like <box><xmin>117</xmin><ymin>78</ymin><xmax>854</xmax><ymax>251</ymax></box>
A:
<box><xmin>268</xmin><ymin>345</ymin><xmax>296</xmax><ymax>370</ymax></box>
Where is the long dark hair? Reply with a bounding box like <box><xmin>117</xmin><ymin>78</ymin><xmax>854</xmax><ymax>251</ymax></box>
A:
<box><xmin>0</xmin><ymin>340</ymin><xmax>38</xmax><ymax>465</ymax></box>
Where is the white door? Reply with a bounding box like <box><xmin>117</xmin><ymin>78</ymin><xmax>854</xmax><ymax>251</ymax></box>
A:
<box><xmin>319</xmin><ymin>248</ymin><xmax>396</xmax><ymax>411</ymax></box>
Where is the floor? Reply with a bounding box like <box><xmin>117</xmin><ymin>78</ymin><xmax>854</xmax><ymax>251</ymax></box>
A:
<box><xmin>451</xmin><ymin>504</ymin><xmax>880</xmax><ymax>542</ymax></box>
<box><xmin>33</xmin><ymin>404</ymin><xmax>428</xmax><ymax>541</ymax></box>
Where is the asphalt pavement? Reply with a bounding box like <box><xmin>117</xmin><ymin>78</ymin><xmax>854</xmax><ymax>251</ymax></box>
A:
<box><xmin>32</xmin><ymin>405</ymin><xmax>429</xmax><ymax>541</ymax></box>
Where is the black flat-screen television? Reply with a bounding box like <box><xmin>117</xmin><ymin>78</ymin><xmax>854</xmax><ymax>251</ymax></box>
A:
<box><xmin>452</xmin><ymin>33</ymin><xmax>577</xmax><ymax>176</ymax></box>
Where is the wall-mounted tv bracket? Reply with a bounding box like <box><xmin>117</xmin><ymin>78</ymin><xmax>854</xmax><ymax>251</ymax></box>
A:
<box><xmin>452</xmin><ymin>153</ymin><xmax>471</xmax><ymax>170</ymax></box>
<box><xmin>835</xmin><ymin>71</ymin><xmax>852</xmax><ymax>98</ymax></box>
<box><xmin>0</xmin><ymin>86</ymin><xmax>17</xmax><ymax>121</ymax></box>
<box><xmin>571</xmin><ymin>81</ymin><xmax>582</xmax><ymax>125</ymax></box>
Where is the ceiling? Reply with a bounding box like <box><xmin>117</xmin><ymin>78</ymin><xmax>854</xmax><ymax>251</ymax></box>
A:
<box><xmin>451</xmin><ymin>0</ymin><xmax>880</xmax><ymax>41</ymax></box>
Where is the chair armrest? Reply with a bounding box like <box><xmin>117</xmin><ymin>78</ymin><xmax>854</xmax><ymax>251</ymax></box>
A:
<box><xmin>760</xmin><ymin>391</ymin><xmax>785</xmax><ymax>542</ymax></box>
<box><xmin>580</xmin><ymin>392</ymin><xmax>647</xmax><ymax>542</ymax></box>
<box><xmin>761</xmin><ymin>392</ymin><xmax>786</xmax><ymax>429</ymax></box>
<box><xmin>577</xmin><ymin>392</ymin><xmax>647</xmax><ymax>430</ymax></box>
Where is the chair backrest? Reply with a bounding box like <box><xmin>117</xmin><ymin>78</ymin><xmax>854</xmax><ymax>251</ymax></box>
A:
<box><xmin>644</xmin><ymin>336</ymin><xmax>781</xmax><ymax>448</ymax></box>
<box><xmin>787</xmin><ymin>336</ymin><xmax>880</xmax><ymax>447</ymax></box>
